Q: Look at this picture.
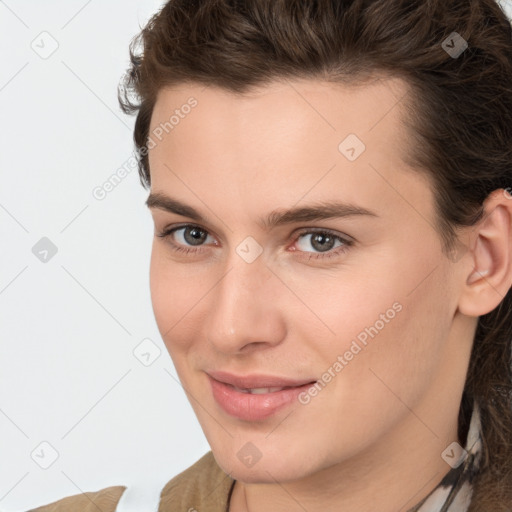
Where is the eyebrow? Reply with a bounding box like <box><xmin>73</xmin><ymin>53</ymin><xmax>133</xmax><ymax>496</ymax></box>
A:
<box><xmin>145</xmin><ymin>191</ymin><xmax>379</xmax><ymax>230</ymax></box>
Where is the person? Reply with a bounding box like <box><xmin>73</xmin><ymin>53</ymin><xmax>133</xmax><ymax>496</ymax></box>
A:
<box><xmin>28</xmin><ymin>0</ymin><xmax>512</xmax><ymax>511</ymax></box>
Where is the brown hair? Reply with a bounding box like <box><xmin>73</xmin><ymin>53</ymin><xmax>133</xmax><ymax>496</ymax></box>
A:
<box><xmin>118</xmin><ymin>0</ymin><xmax>512</xmax><ymax>508</ymax></box>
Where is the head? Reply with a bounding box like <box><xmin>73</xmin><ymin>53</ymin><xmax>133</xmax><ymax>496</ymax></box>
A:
<box><xmin>118</xmin><ymin>0</ymin><xmax>512</xmax><ymax>508</ymax></box>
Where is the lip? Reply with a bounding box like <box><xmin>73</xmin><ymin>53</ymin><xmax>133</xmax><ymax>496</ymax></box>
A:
<box><xmin>206</xmin><ymin>371</ymin><xmax>317</xmax><ymax>421</ymax></box>
<box><xmin>206</xmin><ymin>370</ymin><xmax>317</xmax><ymax>389</ymax></box>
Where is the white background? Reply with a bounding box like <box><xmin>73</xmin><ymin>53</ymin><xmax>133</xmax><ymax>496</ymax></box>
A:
<box><xmin>0</xmin><ymin>1</ymin><xmax>210</xmax><ymax>510</ymax></box>
<box><xmin>1</xmin><ymin>1</ymin><xmax>511</xmax><ymax>511</ymax></box>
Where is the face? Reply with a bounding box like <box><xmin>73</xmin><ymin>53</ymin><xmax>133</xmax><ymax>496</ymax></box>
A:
<box><xmin>147</xmin><ymin>77</ymin><xmax>468</xmax><ymax>483</ymax></box>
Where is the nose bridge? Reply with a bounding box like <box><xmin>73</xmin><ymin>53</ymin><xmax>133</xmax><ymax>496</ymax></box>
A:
<box><xmin>206</xmin><ymin>247</ymin><xmax>283</xmax><ymax>352</ymax></box>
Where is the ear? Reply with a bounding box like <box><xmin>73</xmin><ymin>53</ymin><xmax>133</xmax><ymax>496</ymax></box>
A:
<box><xmin>457</xmin><ymin>188</ymin><xmax>512</xmax><ymax>317</ymax></box>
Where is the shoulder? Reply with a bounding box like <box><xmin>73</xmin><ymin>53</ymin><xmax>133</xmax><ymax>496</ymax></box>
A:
<box><xmin>27</xmin><ymin>485</ymin><xmax>127</xmax><ymax>512</ymax></box>
<box><xmin>26</xmin><ymin>451</ymin><xmax>234</xmax><ymax>512</ymax></box>
<box><xmin>159</xmin><ymin>450</ymin><xmax>235</xmax><ymax>511</ymax></box>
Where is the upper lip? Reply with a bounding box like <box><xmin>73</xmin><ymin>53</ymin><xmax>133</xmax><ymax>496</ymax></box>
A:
<box><xmin>206</xmin><ymin>370</ymin><xmax>317</xmax><ymax>389</ymax></box>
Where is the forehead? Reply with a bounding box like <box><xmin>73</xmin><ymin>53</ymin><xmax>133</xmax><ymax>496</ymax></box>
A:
<box><xmin>148</xmin><ymin>75</ymin><xmax>414</xmax><ymax>170</ymax></box>
<box><xmin>147</xmin><ymin>77</ymin><xmax>435</xmax><ymax>230</ymax></box>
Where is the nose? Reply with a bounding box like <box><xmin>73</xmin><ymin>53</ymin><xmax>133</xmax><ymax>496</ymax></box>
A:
<box><xmin>205</xmin><ymin>251</ymin><xmax>287</xmax><ymax>355</ymax></box>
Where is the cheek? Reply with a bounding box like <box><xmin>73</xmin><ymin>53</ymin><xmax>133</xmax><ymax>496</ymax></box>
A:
<box><xmin>149</xmin><ymin>246</ymin><xmax>170</xmax><ymax>330</ymax></box>
<box><xmin>149</xmin><ymin>246</ymin><xmax>187</xmax><ymax>346</ymax></box>
<box><xmin>300</xmin><ymin>251</ymin><xmax>451</xmax><ymax>404</ymax></box>
<box><xmin>149</xmin><ymin>245</ymin><xmax>212</xmax><ymax>356</ymax></box>
<box><xmin>350</xmin><ymin>279</ymin><xmax>448</xmax><ymax>411</ymax></box>
<box><xmin>305</xmin><ymin>277</ymin><xmax>452</xmax><ymax>455</ymax></box>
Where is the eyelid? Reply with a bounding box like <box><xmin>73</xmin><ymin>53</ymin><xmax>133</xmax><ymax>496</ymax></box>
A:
<box><xmin>293</xmin><ymin>226</ymin><xmax>354</xmax><ymax>242</ymax></box>
<box><xmin>157</xmin><ymin>222</ymin><xmax>220</xmax><ymax>244</ymax></box>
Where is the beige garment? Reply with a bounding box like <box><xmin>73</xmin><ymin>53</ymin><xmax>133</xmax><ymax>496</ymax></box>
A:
<box><xmin>27</xmin><ymin>451</ymin><xmax>235</xmax><ymax>512</ymax></box>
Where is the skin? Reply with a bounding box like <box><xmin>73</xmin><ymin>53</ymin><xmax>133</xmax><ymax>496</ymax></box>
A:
<box><xmin>146</xmin><ymin>77</ymin><xmax>512</xmax><ymax>512</ymax></box>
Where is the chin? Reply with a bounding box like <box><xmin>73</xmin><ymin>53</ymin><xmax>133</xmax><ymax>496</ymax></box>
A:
<box><xmin>226</xmin><ymin>460</ymin><xmax>307</xmax><ymax>484</ymax></box>
<box><xmin>212</xmin><ymin>443</ymin><xmax>318</xmax><ymax>484</ymax></box>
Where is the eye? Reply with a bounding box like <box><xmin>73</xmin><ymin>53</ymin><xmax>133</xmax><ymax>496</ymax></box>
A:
<box><xmin>292</xmin><ymin>229</ymin><xmax>353</xmax><ymax>260</ymax></box>
<box><xmin>156</xmin><ymin>224</ymin><xmax>354</xmax><ymax>260</ymax></box>
<box><xmin>156</xmin><ymin>225</ymin><xmax>216</xmax><ymax>255</ymax></box>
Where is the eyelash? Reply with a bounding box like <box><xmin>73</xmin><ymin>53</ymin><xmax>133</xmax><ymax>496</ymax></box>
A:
<box><xmin>155</xmin><ymin>224</ymin><xmax>354</xmax><ymax>261</ymax></box>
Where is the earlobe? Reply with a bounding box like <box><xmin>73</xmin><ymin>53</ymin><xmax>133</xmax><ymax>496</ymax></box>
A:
<box><xmin>457</xmin><ymin>190</ymin><xmax>512</xmax><ymax>317</ymax></box>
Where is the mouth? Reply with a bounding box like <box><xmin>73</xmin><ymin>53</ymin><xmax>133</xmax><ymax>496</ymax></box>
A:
<box><xmin>206</xmin><ymin>369</ymin><xmax>317</xmax><ymax>389</ymax></box>
<box><xmin>226</xmin><ymin>384</ymin><xmax>301</xmax><ymax>394</ymax></box>
<box><xmin>206</xmin><ymin>372</ymin><xmax>317</xmax><ymax>421</ymax></box>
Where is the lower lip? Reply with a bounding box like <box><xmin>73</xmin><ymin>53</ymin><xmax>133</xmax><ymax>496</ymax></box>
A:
<box><xmin>208</xmin><ymin>375</ymin><xmax>316</xmax><ymax>421</ymax></box>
